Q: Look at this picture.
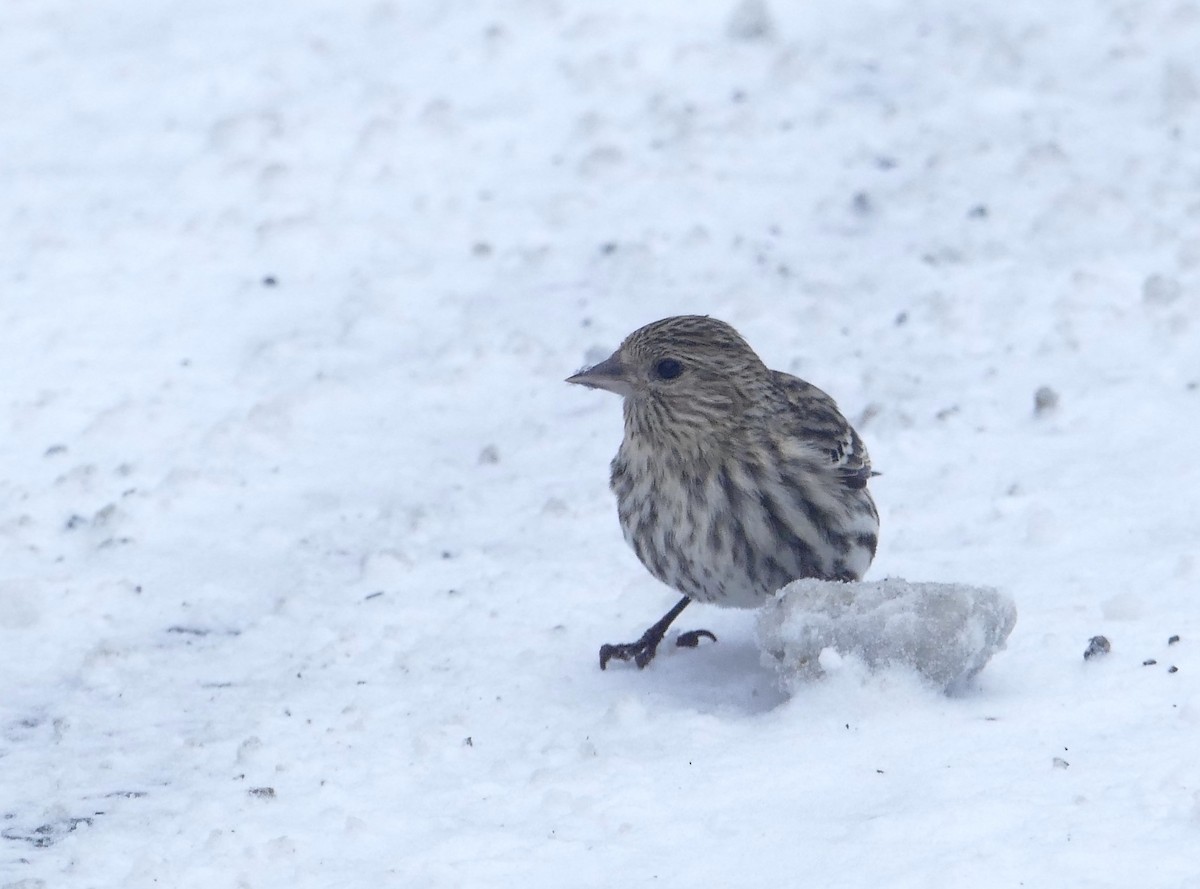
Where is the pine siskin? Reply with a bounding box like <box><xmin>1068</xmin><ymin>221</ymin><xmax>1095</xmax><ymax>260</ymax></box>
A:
<box><xmin>568</xmin><ymin>315</ymin><xmax>879</xmax><ymax>669</ymax></box>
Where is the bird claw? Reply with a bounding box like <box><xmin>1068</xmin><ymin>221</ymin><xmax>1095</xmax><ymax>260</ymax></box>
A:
<box><xmin>675</xmin><ymin>629</ymin><xmax>717</xmax><ymax>649</ymax></box>
<box><xmin>599</xmin><ymin>627</ymin><xmax>718</xmax><ymax>669</ymax></box>
<box><xmin>599</xmin><ymin>639</ymin><xmax>659</xmax><ymax>670</ymax></box>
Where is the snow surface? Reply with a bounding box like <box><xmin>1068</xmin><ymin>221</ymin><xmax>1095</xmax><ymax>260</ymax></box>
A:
<box><xmin>757</xmin><ymin>578</ymin><xmax>1018</xmax><ymax>692</ymax></box>
<box><xmin>3</xmin><ymin>0</ymin><xmax>1200</xmax><ymax>886</ymax></box>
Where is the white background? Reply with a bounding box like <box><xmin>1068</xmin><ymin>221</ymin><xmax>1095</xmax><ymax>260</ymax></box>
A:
<box><xmin>2</xmin><ymin>0</ymin><xmax>1198</xmax><ymax>885</ymax></box>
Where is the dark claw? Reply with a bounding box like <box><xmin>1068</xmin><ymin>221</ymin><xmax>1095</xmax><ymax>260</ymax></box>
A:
<box><xmin>599</xmin><ymin>640</ymin><xmax>658</xmax><ymax>670</ymax></box>
<box><xmin>675</xmin><ymin>629</ymin><xmax>717</xmax><ymax>649</ymax></box>
<box><xmin>599</xmin><ymin>596</ymin><xmax>695</xmax><ymax>671</ymax></box>
<box><xmin>599</xmin><ymin>628</ymin><xmax>717</xmax><ymax>669</ymax></box>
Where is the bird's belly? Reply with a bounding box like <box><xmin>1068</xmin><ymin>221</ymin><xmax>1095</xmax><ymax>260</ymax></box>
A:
<box><xmin>618</xmin><ymin>509</ymin><xmax>768</xmax><ymax>607</ymax></box>
<box><xmin>613</xmin><ymin>453</ymin><xmax>878</xmax><ymax>608</ymax></box>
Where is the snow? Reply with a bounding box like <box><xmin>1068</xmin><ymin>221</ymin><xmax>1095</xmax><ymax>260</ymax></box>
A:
<box><xmin>757</xmin><ymin>578</ymin><xmax>1018</xmax><ymax>692</ymax></box>
<box><xmin>2</xmin><ymin>0</ymin><xmax>1199</xmax><ymax>886</ymax></box>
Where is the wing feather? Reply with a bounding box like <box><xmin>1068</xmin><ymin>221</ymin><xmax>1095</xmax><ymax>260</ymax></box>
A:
<box><xmin>771</xmin><ymin>371</ymin><xmax>874</xmax><ymax>489</ymax></box>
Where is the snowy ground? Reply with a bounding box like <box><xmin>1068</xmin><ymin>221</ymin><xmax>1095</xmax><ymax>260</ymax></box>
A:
<box><xmin>3</xmin><ymin>0</ymin><xmax>1199</xmax><ymax>885</ymax></box>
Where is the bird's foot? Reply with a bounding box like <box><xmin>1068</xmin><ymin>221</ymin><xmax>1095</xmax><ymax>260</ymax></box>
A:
<box><xmin>599</xmin><ymin>627</ymin><xmax>718</xmax><ymax>670</ymax></box>
<box><xmin>599</xmin><ymin>635</ymin><xmax>660</xmax><ymax>670</ymax></box>
<box><xmin>675</xmin><ymin>629</ymin><xmax>718</xmax><ymax>649</ymax></box>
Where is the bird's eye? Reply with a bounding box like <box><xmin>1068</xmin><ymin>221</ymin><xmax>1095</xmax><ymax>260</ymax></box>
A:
<box><xmin>654</xmin><ymin>358</ymin><xmax>683</xmax><ymax>380</ymax></box>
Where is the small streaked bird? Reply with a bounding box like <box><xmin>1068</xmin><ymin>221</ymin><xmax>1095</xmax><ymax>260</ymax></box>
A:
<box><xmin>567</xmin><ymin>315</ymin><xmax>879</xmax><ymax>669</ymax></box>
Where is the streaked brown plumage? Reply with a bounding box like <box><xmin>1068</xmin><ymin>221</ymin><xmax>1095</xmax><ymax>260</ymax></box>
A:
<box><xmin>568</xmin><ymin>315</ymin><xmax>878</xmax><ymax>669</ymax></box>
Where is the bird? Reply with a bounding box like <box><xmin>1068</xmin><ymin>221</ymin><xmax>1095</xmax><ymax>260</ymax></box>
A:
<box><xmin>567</xmin><ymin>315</ymin><xmax>879</xmax><ymax>669</ymax></box>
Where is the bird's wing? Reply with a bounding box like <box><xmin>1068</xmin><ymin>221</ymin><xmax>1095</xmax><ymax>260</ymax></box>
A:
<box><xmin>771</xmin><ymin>370</ymin><xmax>874</xmax><ymax>489</ymax></box>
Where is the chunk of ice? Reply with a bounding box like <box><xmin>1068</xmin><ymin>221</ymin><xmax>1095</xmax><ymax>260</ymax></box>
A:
<box><xmin>757</xmin><ymin>577</ymin><xmax>1017</xmax><ymax>693</ymax></box>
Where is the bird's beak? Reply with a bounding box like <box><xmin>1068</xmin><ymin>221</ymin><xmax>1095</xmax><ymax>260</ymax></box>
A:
<box><xmin>566</xmin><ymin>352</ymin><xmax>632</xmax><ymax>397</ymax></box>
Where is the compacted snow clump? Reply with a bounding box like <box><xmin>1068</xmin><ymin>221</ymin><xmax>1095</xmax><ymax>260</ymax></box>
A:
<box><xmin>758</xmin><ymin>578</ymin><xmax>1018</xmax><ymax>692</ymax></box>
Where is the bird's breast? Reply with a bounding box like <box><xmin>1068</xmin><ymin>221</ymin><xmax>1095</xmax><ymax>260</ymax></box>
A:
<box><xmin>609</xmin><ymin>436</ymin><xmax>879</xmax><ymax>607</ymax></box>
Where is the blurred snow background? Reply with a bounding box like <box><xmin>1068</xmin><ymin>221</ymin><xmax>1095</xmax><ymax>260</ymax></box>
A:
<box><xmin>2</xmin><ymin>0</ymin><xmax>1198</xmax><ymax>885</ymax></box>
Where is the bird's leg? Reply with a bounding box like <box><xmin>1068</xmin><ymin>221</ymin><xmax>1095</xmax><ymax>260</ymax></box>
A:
<box><xmin>599</xmin><ymin>596</ymin><xmax>718</xmax><ymax>670</ymax></box>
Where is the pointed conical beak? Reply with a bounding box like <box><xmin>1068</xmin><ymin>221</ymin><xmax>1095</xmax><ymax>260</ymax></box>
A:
<box><xmin>566</xmin><ymin>352</ymin><xmax>631</xmax><ymax>396</ymax></box>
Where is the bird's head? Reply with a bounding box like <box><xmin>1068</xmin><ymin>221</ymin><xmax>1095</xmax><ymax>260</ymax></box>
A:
<box><xmin>567</xmin><ymin>315</ymin><xmax>770</xmax><ymax>441</ymax></box>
